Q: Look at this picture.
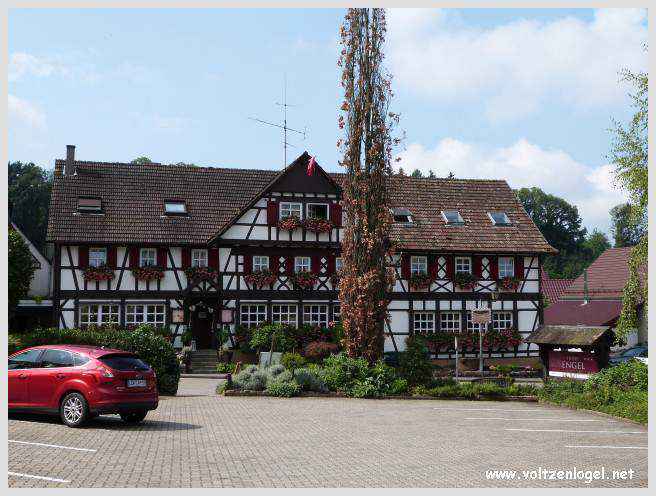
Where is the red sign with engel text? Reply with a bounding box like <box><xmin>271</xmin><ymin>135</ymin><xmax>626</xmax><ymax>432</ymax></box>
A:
<box><xmin>548</xmin><ymin>350</ymin><xmax>599</xmax><ymax>379</ymax></box>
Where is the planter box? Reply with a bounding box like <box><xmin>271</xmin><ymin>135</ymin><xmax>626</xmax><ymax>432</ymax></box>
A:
<box><xmin>259</xmin><ymin>351</ymin><xmax>282</xmax><ymax>366</ymax></box>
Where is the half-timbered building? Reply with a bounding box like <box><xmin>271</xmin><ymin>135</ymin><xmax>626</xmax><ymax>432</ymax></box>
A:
<box><xmin>47</xmin><ymin>146</ymin><xmax>555</xmax><ymax>360</ymax></box>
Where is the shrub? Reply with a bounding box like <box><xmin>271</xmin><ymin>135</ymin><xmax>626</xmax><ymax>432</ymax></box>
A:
<box><xmin>216</xmin><ymin>362</ymin><xmax>236</xmax><ymax>374</ymax></box>
<box><xmin>281</xmin><ymin>352</ymin><xmax>307</xmax><ymax>371</ymax></box>
<box><xmin>294</xmin><ymin>367</ymin><xmax>328</xmax><ymax>392</ymax></box>
<box><xmin>320</xmin><ymin>354</ymin><xmax>403</xmax><ymax>397</ymax></box>
<box><xmin>13</xmin><ymin>326</ymin><xmax>180</xmax><ymax>395</ymax></box>
<box><xmin>399</xmin><ymin>335</ymin><xmax>433</xmax><ymax>387</ymax></box>
<box><xmin>250</xmin><ymin>323</ymin><xmax>296</xmax><ymax>352</ymax></box>
<box><xmin>266</xmin><ymin>378</ymin><xmax>301</xmax><ymax>397</ymax></box>
<box><xmin>305</xmin><ymin>341</ymin><xmax>340</xmax><ymax>362</ymax></box>
<box><xmin>233</xmin><ymin>366</ymin><xmax>268</xmax><ymax>391</ymax></box>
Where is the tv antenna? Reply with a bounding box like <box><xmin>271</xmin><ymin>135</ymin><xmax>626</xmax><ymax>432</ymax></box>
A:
<box><xmin>249</xmin><ymin>75</ymin><xmax>307</xmax><ymax>168</ymax></box>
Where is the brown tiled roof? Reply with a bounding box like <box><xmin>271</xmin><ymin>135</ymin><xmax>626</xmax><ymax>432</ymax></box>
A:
<box><xmin>47</xmin><ymin>160</ymin><xmax>278</xmax><ymax>244</ymax></box>
<box><xmin>544</xmin><ymin>300</ymin><xmax>623</xmax><ymax>326</ymax></box>
<box><xmin>541</xmin><ymin>273</ymin><xmax>574</xmax><ymax>305</ymax></box>
<box><xmin>47</xmin><ymin>153</ymin><xmax>555</xmax><ymax>253</ymax></box>
<box><xmin>561</xmin><ymin>247</ymin><xmax>634</xmax><ymax>299</ymax></box>
<box><xmin>526</xmin><ymin>325</ymin><xmax>611</xmax><ymax>346</ymax></box>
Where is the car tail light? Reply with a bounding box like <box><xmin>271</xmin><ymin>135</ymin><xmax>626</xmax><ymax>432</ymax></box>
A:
<box><xmin>97</xmin><ymin>366</ymin><xmax>114</xmax><ymax>378</ymax></box>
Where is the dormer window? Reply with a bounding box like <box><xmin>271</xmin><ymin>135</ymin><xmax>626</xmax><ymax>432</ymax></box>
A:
<box><xmin>78</xmin><ymin>197</ymin><xmax>102</xmax><ymax>213</ymax></box>
<box><xmin>307</xmin><ymin>203</ymin><xmax>328</xmax><ymax>220</ymax></box>
<box><xmin>164</xmin><ymin>201</ymin><xmax>187</xmax><ymax>215</ymax></box>
<box><xmin>392</xmin><ymin>207</ymin><xmax>413</xmax><ymax>224</ymax></box>
<box><xmin>442</xmin><ymin>210</ymin><xmax>464</xmax><ymax>225</ymax></box>
<box><xmin>488</xmin><ymin>211</ymin><xmax>511</xmax><ymax>226</ymax></box>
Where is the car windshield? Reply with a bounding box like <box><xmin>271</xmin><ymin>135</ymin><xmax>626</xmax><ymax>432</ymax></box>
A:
<box><xmin>99</xmin><ymin>354</ymin><xmax>150</xmax><ymax>371</ymax></box>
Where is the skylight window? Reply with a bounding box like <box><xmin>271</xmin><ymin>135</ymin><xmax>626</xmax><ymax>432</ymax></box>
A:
<box><xmin>164</xmin><ymin>201</ymin><xmax>187</xmax><ymax>215</ymax></box>
<box><xmin>391</xmin><ymin>207</ymin><xmax>413</xmax><ymax>224</ymax></box>
<box><xmin>488</xmin><ymin>211</ymin><xmax>511</xmax><ymax>226</ymax></box>
<box><xmin>441</xmin><ymin>210</ymin><xmax>464</xmax><ymax>225</ymax></box>
<box><xmin>77</xmin><ymin>197</ymin><xmax>102</xmax><ymax>213</ymax></box>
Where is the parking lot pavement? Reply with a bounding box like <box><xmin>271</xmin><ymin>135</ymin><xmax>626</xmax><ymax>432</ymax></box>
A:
<box><xmin>8</xmin><ymin>385</ymin><xmax>648</xmax><ymax>487</ymax></box>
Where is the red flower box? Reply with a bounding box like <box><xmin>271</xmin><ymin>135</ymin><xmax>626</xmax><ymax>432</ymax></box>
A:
<box><xmin>131</xmin><ymin>266</ymin><xmax>165</xmax><ymax>281</ymax></box>
<box><xmin>304</xmin><ymin>218</ymin><xmax>334</xmax><ymax>233</ymax></box>
<box><xmin>278</xmin><ymin>215</ymin><xmax>302</xmax><ymax>231</ymax></box>
<box><xmin>83</xmin><ymin>264</ymin><xmax>115</xmax><ymax>282</ymax></box>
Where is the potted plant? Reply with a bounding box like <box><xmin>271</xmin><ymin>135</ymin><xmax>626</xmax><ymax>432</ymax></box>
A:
<box><xmin>304</xmin><ymin>218</ymin><xmax>334</xmax><ymax>233</ymax></box>
<box><xmin>83</xmin><ymin>264</ymin><xmax>115</xmax><ymax>282</ymax></box>
<box><xmin>498</xmin><ymin>276</ymin><xmax>520</xmax><ymax>291</ymax></box>
<box><xmin>278</xmin><ymin>215</ymin><xmax>302</xmax><ymax>231</ymax></box>
<box><xmin>408</xmin><ymin>272</ymin><xmax>433</xmax><ymax>290</ymax></box>
<box><xmin>131</xmin><ymin>266</ymin><xmax>165</xmax><ymax>281</ymax></box>
<box><xmin>244</xmin><ymin>269</ymin><xmax>278</xmax><ymax>288</ymax></box>
<box><xmin>185</xmin><ymin>266</ymin><xmax>218</xmax><ymax>282</ymax></box>
<box><xmin>293</xmin><ymin>271</ymin><xmax>318</xmax><ymax>290</ymax></box>
<box><xmin>453</xmin><ymin>272</ymin><xmax>477</xmax><ymax>291</ymax></box>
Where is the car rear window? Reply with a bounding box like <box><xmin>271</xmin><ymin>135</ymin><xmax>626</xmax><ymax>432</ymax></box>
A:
<box><xmin>99</xmin><ymin>354</ymin><xmax>150</xmax><ymax>371</ymax></box>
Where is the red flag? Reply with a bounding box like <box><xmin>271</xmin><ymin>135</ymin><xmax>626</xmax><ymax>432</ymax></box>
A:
<box><xmin>307</xmin><ymin>156</ymin><xmax>317</xmax><ymax>176</ymax></box>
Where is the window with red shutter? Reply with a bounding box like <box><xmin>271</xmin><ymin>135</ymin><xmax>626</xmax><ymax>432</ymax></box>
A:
<box><xmin>107</xmin><ymin>246</ymin><xmax>117</xmax><ymax>268</ymax></box>
<box><xmin>473</xmin><ymin>256</ymin><xmax>483</xmax><ymax>279</ymax></box>
<box><xmin>445</xmin><ymin>255</ymin><xmax>455</xmax><ymax>280</ymax></box>
<box><xmin>157</xmin><ymin>247</ymin><xmax>168</xmax><ymax>268</ymax></box>
<box><xmin>129</xmin><ymin>247</ymin><xmax>139</xmax><ymax>268</ymax></box>
<box><xmin>515</xmin><ymin>256</ymin><xmax>524</xmax><ymax>280</ymax></box>
<box><xmin>78</xmin><ymin>246</ymin><xmax>89</xmax><ymax>268</ymax></box>
<box><xmin>311</xmin><ymin>255</ymin><xmax>321</xmax><ymax>275</ymax></box>
<box><xmin>401</xmin><ymin>255</ymin><xmax>411</xmax><ymax>280</ymax></box>
<box><xmin>285</xmin><ymin>256</ymin><xmax>294</xmax><ymax>276</ymax></box>
<box><xmin>181</xmin><ymin>248</ymin><xmax>191</xmax><ymax>269</ymax></box>
<box><xmin>489</xmin><ymin>256</ymin><xmax>499</xmax><ymax>280</ymax></box>
<box><xmin>330</xmin><ymin>203</ymin><xmax>343</xmax><ymax>227</ymax></box>
<box><xmin>327</xmin><ymin>255</ymin><xmax>336</xmax><ymax>274</ymax></box>
<box><xmin>267</xmin><ymin>200</ymin><xmax>279</xmax><ymax>226</ymax></box>
<box><xmin>208</xmin><ymin>248</ymin><xmax>219</xmax><ymax>269</ymax></box>
<box><xmin>243</xmin><ymin>254</ymin><xmax>252</xmax><ymax>274</ymax></box>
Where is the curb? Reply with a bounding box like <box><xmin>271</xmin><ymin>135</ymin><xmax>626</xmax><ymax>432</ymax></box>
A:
<box><xmin>223</xmin><ymin>390</ymin><xmax>538</xmax><ymax>402</ymax></box>
<box><xmin>181</xmin><ymin>373</ymin><xmax>229</xmax><ymax>379</ymax></box>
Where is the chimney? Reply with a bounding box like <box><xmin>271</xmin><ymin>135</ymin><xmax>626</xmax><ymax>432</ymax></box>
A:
<box><xmin>65</xmin><ymin>145</ymin><xmax>76</xmax><ymax>176</ymax></box>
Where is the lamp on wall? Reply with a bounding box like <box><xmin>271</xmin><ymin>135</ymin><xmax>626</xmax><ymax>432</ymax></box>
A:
<box><xmin>221</xmin><ymin>309</ymin><xmax>234</xmax><ymax>324</ymax></box>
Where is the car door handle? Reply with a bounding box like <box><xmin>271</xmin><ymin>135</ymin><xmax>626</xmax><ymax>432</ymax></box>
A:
<box><xmin>18</xmin><ymin>373</ymin><xmax>28</xmax><ymax>380</ymax></box>
<box><xmin>56</xmin><ymin>373</ymin><xmax>67</xmax><ymax>379</ymax></box>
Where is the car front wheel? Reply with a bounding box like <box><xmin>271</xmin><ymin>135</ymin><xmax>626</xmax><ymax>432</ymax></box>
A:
<box><xmin>60</xmin><ymin>392</ymin><xmax>89</xmax><ymax>427</ymax></box>
<box><xmin>120</xmin><ymin>410</ymin><xmax>148</xmax><ymax>424</ymax></box>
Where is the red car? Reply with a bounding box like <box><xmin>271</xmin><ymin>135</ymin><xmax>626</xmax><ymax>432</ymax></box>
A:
<box><xmin>8</xmin><ymin>345</ymin><xmax>158</xmax><ymax>427</ymax></box>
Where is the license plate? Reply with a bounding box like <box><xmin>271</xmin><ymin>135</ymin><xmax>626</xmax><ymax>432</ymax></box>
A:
<box><xmin>127</xmin><ymin>379</ymin><xmax>147</xmax><ymax>388</ymax></box>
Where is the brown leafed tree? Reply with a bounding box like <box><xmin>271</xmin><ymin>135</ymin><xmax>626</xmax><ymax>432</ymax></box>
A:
<box><xmin>337</xmin><ymin>8</ymin><xmax>398</xmax><ymax>363</ymax></box>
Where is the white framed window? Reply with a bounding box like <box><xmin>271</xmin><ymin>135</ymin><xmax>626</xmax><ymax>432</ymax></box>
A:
<box><xmin>295</xmin><ymin>256</ymin><xmax>311</xmax><ymax>273</ymax></box>
<box><xmin>411</xmin><ymin>256</ymin><xmax>428</xmax><ymax>275</ymax></box>
<box><xmin>488</xmin><ymin>211</ymin><xmax>511</xmax><ymax>226</ymax></box>
<box><xmin>164</xmin><ymin>201</ymin><xmax>187</xmax><ymax>214</ymax></box>
<box><xmin>335</xmin><ymin>257</ymin><xmax>343</xmax><ymax>271</ymax></box>
<box><xmin>442</xmin><ymin>210</ymin><xmax>464</xmax><ymax>225</ymax></box>
<box><xmin>77</xmin><ymin>197</ymin><xmax>102</xmax><ymax>213</ymax></box>
<box><xmin>303</xmin><ymin>304</ymin><xmax>328</xmax><ymax>327</ymax></box>
<box><xmin>455</xmin><ymin>256</ymin><xmax>471</xmax><ymax>274</ymax></box>
<box><xmin>440</xmin><ymin>311</ymin><xmax>461</xmax><ymax>332</ymax></box>
<box><xmin>79</xmin><ymin>304</ymin><xmax>120</xmax><ymax>328</ymax></box>
<box><xmin>498</xmin><ymin>257</ymin><xmax>515</xmax><ymax>279</ymax></box>
<box><xmin>307</xmin><ymin>203</ymin><xmax>329</xmax><ymax>220</ymax></box>
<box><xmin>126</xmin><ymin>304</ymin><xmax>166</xmax><ymax>327</ymax></box>
<box><xmin>413</xmin><ymin>312</ymin><xmax>435</xmax><ymax>333</ymax></box>
<box><xmin>280</xmin><ymin>202</ymin><xmax>302</xmax><ymax>220</ymax></box>
<box><xmin>240</xmin><ymin>304</ymin><xmax>267</xmax><ymax>328</ymax></box>
<box><xmin>272</xmin><ymin>304</ymin><xmax>297</xmax><ymax>325</ymax></box>
<box><xmin>466</xmin><ymin>311</ymin><xmax>484</xmax><ymax>332</ymax></box>
<box><xmin>140</xmin><ymin>248</ymin><xmax>157</xmax><ymax>267</ymax></box>
<box><xmin>89</xmin><ymin>247</ymin><xmax>107</xmax><ymax>267</ymax></box>
<box><xmin>332</xmin><ymin>304</ymin><xmax>341</xmax><ymax>323</ymax></box>
<box><xmin>253</xmin><ymin>256</ymin><xmax>269</xmax><ymax>272</ymax></box>
<box><xmin>492</xmin><ymin>311</ymin><xmax>513</xmax><ymax>331</ymax></box>
<box><xmin>191</xmin><ymin>249</ymin><xmax>208</xmax><ymax>268</ymax></box>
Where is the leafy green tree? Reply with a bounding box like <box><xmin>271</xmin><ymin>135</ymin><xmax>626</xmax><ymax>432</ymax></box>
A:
<box><xmin>130</xmin><ymin>156</ymin><xmax>153</xmax><ymax>165</ymax></box>
<box><xmin>610</xmin><ymin>202</ymin><xmax>645</xmax><ymax>247</ymax></box>
<box><xmin>582</xmin><ymin>229</ymin><xmax>611</xmax><ymax>261</ymax></box>
<box><xmin>411</xmin><ymin>169</ymin><xmax>423</xmax><ymax>178</ymax></box>
<box><xmin>427</xmin><ymin>170</ymin><xmax>436</xmax><ymax>179</ymax></box>
<box><xmin>8</xmin><ymin>161</ymin><xmax>53</xmax><ymax>252</ymax></box>
<box><xmin>517</xmin><ymin>187</ymin><xmax>588</xmax><ymax>278</ymax></box>
<box><xmin>610</xmin><ymin>64</ymin><xmax>648</xmax><ymax>338</ymax></box>
<box><xmin>9</xmin><ymin>228</ymin><xmax>36</xmax><ymax>317</ymax></box>
<box><xmin>446</xmin><ymin>171</ymin><xmax>455</xmax><ymax>179</ymax></box>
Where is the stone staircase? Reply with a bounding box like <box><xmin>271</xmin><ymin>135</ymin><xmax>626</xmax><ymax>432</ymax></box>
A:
<box><xmin>188</xmin><ymin>349</ymin><xmax>219</xmax><ymax>374</ymax></box>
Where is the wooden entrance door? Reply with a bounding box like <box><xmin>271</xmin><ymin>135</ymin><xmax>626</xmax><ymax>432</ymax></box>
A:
<box><xmin>191</xmin><ymin>308</ymin><xmax>213</xmax><ymax>349</ymax></box>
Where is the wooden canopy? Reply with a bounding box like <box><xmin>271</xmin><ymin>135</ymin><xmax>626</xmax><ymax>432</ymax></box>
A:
<box><xmin>526</xmin><ymin>325</ymin><xmax>611</xmax><ymax>347</ymax></box>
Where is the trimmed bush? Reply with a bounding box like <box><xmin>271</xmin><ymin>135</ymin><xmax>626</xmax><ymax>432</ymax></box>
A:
<box><xmin>10</xmin><ymin>326</ymin><xmax>180</xmax><ymax>395</ymax></box>
<box><xmin>399</xmin><ymin>335</ymin><xmax>433</xmax><ymax>387</ymax></box>
<box><xmin>266</xmin><ymin>378</ymin><xmax>301</xmax><ymax>397</ymax></box>
<box><xmin>281</xmin><ymin>352</ymin><xmax>307</xmax><ymax>371</ymax></box>
<box><xmin>294</xmin><ymin>367</ymin><xmax>328</xmax><ymax>392</ymax></box>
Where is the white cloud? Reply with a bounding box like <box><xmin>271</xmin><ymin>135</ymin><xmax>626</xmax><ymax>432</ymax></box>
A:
<box><xmin>397</xmin><ymin>138</ymin><xmax>628</xmax><ymax>234</ymax></box>
<box><xmin>8</xmin><ymin>94</ymin><xmax>46</xmax><ymax>130</ymax></box>
<box><xmin>9</xmin><ymin>51</ymin><xmax>101</xmax><ymax>83</ymax></box>
<box><xmin>387</xmin><ymin>8</ymin><xmax>647</xmax><ymax>121</ymax></box>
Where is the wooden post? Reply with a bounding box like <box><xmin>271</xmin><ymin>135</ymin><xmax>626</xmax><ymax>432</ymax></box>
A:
<box><xmin>454</xmin><ymin>335</ymin><xmax>459</xmax><ymax>379</ymax></box>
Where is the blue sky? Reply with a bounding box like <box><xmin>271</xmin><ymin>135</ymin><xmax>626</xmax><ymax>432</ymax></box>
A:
<box><xmin>8</xmin><ymin>8</ymin><xmax>647</xmax><ymax>235</ymax></box>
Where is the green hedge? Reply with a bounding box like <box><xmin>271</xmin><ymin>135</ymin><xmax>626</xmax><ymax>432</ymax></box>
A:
<box><xmin>538</xmin><ymin>361</ymin><xmax>648</xmax><ymax>424</ymax></box>
<box><xmin>9</xmin><ymin>326</ymin><xmax>180</xmax><ymax>395</ymax></box>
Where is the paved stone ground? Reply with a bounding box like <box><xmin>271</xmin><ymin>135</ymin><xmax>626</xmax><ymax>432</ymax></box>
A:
<box><xmin>8</xmin><ymin>378</ymin><xmax>648</xmax><ymax>488</ymax></box>
<box><xmin>176</xmin><ymin>376</ymin><xmax>224</xmax><ymax>397</ymax></box>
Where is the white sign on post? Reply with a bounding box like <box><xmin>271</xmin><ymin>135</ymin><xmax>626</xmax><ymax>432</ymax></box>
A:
<box><xmin>472</xmin><ymin>308</ymin><xmax>491</xmax><ymax>325</ymax></box>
